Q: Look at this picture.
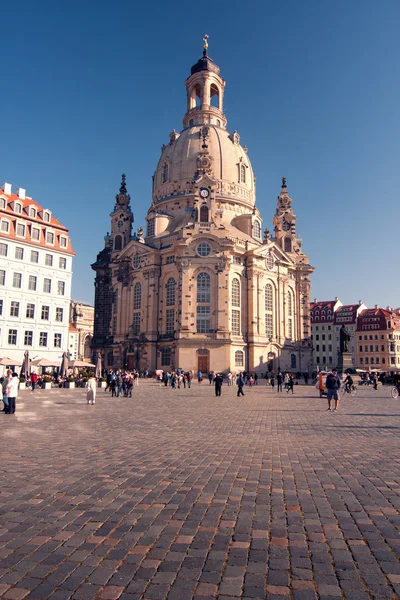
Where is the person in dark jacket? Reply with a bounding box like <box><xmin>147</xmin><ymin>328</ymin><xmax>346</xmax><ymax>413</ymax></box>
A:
<box><xmin>277</xmin><ymin>371</ymin><xmax>283</xmax><ymax>392</ymax></box>
<box><xmin>214</xmin><ymin>373</ymin><xmax>223</xmax><ymax>396</ymax></box>
<box><xmin>286</xmin><ymin>373</ymin><xmax>294</xmax><ymax>394</ymax></box>
<box><xmin>326</xmin><ymin>368</ymin><xmax>341</xmax><ymax>411</ymax></box>
<box><xmin>237</xmin><ymin>373</ymin><xmax>245</xmax><ymax>397</ymax></box>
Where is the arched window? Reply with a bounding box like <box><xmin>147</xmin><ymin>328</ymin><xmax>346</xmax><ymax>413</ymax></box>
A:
<box><xmin>200</xmin><ymin>205</ymin><xmax>209</xmax><ymax>223</ymax></box>
<box><xmin>162</xmin><ymin>164</ymin><xmax>168</xmax><ymax>183</ymax></box>
<box><xmin>240</xmin><ymin>164</ymin><xmax>246</xmax><ymax>183</ymax></box>
<box><xmin>284</xmin><ymin>237</ymin><xmax>292</xmax><ymax>252</ymax></box>
<box><xmin>197</xmin><ymin>272</ymin><xmax>211</xmax><ymax>303</ymax></box>
<box><xmin>232</xmin><ymin>279</ymin><xmax>240</xmax><ymax>307</ymax></box>
<box><xmin>189</xmin><ymin>119</ymin><xmax>194</xmax><ymax>127</ymax></box>
<box><xmin>291</xmin><ymin>354</ymin><xmax>296</xmax><ymax>369</ymax></box>
<box><xmin>114</xmin><ymin>235</ymin><xmax>122</xmax><ymax>251</ymax></box>
<box><xmin>197</xmin><ymin>272</ymin><xmax>211</xmax><ymax>333</ymax></box>
<box><xmin>231</xmin><ymin>278</ymin><xmax>240</xmax><ymax>335</ymax></box>
<box><xmin>265</xmin><ymin>283</ymin><xmax>274</xmax><ymax>339</ymax></box>
<box><xmin>166</xmin><ymin>277</ymin><xmax>176</xmax><ymax>306</ymax></box>
<box><xmin>210</xmin><ymin>83</ymin><xmax>220</xmax><ymax>108</ymax></box>
<box><xmin>133</xmin><ymin>282</ymin><xmax>141</xmax><ymax>310</ymax></box>
<box><xmin>287</xmin><ymin>290</ymin><xmax>293</xmax><ymax>340</ymax></box>
<box><xmin>235</xmin><ymin>350</ymin><xmax>244</xmax><ymax>367</ymax></box>
<box><xmin>147</xmin><ymin>218</ymin><xmax>155</xmax><ymax>237</ymax></box>
<box><xmin>253</xmin><ymin>220</ymin><xmax>261</xmax><ymax>239</ymax></box>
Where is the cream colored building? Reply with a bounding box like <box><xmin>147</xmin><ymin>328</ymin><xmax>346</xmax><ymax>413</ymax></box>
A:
<box><xmin>69</xmin><ymin>301</ymin><xmax>94</xmax><ymax>360</ymax></box>
<box><xmin>92</xmin><ymin>43</ymin><xmax>314</xmax><ymax>374</ymax></box>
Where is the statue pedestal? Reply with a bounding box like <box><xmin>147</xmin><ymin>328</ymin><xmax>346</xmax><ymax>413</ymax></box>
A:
<box><xmin>337</xmin><ymin>352</ymin><xmax>354</xmax><ymax>374</ymax></box>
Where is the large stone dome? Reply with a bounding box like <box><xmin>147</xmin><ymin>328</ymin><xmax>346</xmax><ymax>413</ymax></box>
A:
<box><xmin>153</xmin><ymin>124</ymin><xmax>255</xmax><ymax>207</ymax></box>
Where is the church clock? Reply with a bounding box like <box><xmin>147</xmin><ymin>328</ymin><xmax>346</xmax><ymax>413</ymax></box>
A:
<box><xmin>282</xmin><ymin>221</ymin><xmax>291</xmax><ymax>231</ymax></box>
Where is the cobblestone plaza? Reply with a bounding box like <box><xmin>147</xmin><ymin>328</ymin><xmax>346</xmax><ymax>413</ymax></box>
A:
<box><xmin>0</xmin><ymin>383</ymin><xmax>399</xmax><ymax>599</ymax></box>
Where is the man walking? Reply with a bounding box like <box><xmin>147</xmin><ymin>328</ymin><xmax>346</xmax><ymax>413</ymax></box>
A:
<box><xmin>237</xmin><ymin>373</ymin><xmax>245</xmax><ymax>397</ymax></box>
<box><xmin>277</xmin><ymin>371</ymin><xmax>283</xmax><ymax>392</ymax></box>
<box><xmin>326</xmin><ymin>368</ymin><xmax>341</xmax><ymax>411</ymax></box>
<box><xmin>214</xmin><ymin>373</ymin><xmax>223</xmax><ymax>396</ymax></box>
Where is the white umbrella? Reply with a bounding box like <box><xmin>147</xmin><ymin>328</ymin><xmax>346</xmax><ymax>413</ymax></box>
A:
<box><xmin>31</xmin><ymin>358</ymin><xmax>60</xmax><ymax>367</ymax></box>
<box><xmin>68</xmin><ymin>360</ymin><xmax>96</xmax><ymax>368</ymax></box>
<box><xmin>0</xmin><ymin>357</ymin><xmax>23</xmax><ymax>366</ymax></box>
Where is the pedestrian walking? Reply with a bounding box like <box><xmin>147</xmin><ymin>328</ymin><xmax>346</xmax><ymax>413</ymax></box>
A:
<box><xmin>277</xmin><ymin>371</ymin><xmax>283</xmax><ymax>392</ymax></box>
<box><xmin>215</xmin><ymin>373</ymin><xmax>223</xmax><ymax>396</ymax></box>
<box><xmin>197</xmin><ymin>371</ymin><xmax>203</xmax><ymax>384</ymax></box>
<box><xmin>30</xmin><ymin>371</ymin><xmax>38</xmax><ymax>391</ymax></box>
<box><xmin>1</xmin><ymin>370</ymin><xmax>12</xmax><ymax>413</ymax></box>
<box><xmin>270</xmin><ymin>373</ymin><xmax>275</xmax><ymax>389</ymax></box>
<box><xmin>6</xmin><ymin>372</ymin><xmax>19</xmax><ymax>414</ymax></box>
<box><xmin>237</xmin><ymin>373</ymin><xmax>245</xmax><ymax>397</ymax></box>
<box><xmin>286</xmin><ymin>373</ymin><xmax>294</xmax><ymax>394</ymax></box>
<box><xmin>86</xmin><ymin>373</ymin><xmax>96</xmax><ymax>405</ymax></box>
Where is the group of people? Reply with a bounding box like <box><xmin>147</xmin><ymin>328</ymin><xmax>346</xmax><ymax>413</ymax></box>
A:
<box><xmin>104</xmin><ymin>370</ymin><xmax>140</xmax><ymax>397</ymax></box>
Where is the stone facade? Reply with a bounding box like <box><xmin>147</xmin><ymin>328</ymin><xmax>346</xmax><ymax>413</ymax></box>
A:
<box><xmin>69</xmin><ymin>301</ymin><xmax>94</xmax><ymax>360</ymax></box>
<box><xmin>92</xmin><ymin>45</ymin><xmax>314</xmax><ymax>374</ymax></box>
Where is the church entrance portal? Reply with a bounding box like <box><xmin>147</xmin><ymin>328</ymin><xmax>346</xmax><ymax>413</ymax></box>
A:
<box><xmin>197</xmin><ymin>349</ymin><xmax>209</xmax><ymax>374</ymax></box>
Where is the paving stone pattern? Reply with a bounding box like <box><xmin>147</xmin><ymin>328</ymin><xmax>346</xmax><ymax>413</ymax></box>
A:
<box><xmin>0</xmin><ymin>382</ymin><xmax>399</xmax><ymax>600</ymax></box>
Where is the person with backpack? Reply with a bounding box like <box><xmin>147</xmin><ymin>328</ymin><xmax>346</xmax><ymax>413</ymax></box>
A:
<box><xmin>237</xmin><ymin>373</ymin><xmax>245</xmax><ymax>397</ymax></box>
<box><xmin>326</xmin><ymin>368</ymin><xmax>341</xmax><ymax>411</ymax></box>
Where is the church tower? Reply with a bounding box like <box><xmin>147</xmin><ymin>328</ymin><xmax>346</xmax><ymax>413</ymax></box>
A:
<box><xmin>92</xmin><ymin>39</ymin><xmax>314</xmax><ymax>374</ymax></box>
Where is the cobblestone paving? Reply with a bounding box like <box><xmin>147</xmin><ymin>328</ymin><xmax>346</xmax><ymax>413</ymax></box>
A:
<box><xmin>0</xmin><ymin>381</ymin><xmax>399</xmax><ymax>600</ymax></box>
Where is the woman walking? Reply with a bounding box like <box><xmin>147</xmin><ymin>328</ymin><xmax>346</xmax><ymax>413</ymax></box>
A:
<box><xmin>86</xmin><ymin>372</ymin><xmax>97</xmax><ymax>405</ymax></box>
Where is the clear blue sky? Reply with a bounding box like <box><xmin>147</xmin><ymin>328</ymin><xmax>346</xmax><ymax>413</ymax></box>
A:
<box><xmin>2</xmin><ymin>0</ymin><xmax>399</xmax><ymax>308</ymax></box>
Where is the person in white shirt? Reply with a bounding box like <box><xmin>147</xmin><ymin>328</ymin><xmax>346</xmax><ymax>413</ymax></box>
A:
<box><xmin>6</xmin><ymin>372</ymin><xmax>19</xmax><ymax>414</ymax></box>
<box><xmin>86</xmin><ymin>373</ymin><xmax>97</xmax><ymax>405</ymax></box>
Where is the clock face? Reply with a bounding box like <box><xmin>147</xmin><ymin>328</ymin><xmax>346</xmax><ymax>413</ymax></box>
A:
<box><xmin>200</xmin><ymin>188</ymin><xmax>209</xmax><ymax>199</ymax></box>
<box><xmin>282</xmin><ymin>220</ymin><xmax>291</xmax><ymax>231</ymax></box>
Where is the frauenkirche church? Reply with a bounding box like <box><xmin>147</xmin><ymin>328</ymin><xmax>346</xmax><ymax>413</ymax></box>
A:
<box><xmin>92</xmin><ymin>39</ymin><xmax>314</xmax><ymax>374</ymax></box>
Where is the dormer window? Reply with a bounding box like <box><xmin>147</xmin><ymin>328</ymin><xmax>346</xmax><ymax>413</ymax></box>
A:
<box><xmin>59</xmin><ymin>236</ymin><xmax>67</xmax><ymax>248</ymax></box>
<box><xmin>0</xmin><ymin>198</ymin><xmax>6</xmax><ymax>209</ymax></box>
<box><xmin>253</xmin><ymin>220</ymin><xmax>261</xmax><ymax>239</ymax></box>
<box><xmin>30</xmin><ymin>207</ymin><xmax>37</xmax><ymax>218</ymax></box>
<box><xmin>31</xmin><ymin>227</ymin><xmax>40</xmax><ymax>241</ymax></box>
<box><xmin>43</xmin><ymin>211</ymin><xmax>51</xmax><ymax>223</ymax></box>
<box><xmin>240</xmin><ymin>163</ymin><xmax>246</xmax><ymax>183</ymax></box>
<box><xmin>46</xmin><ymin>231</ymin><xmax>55</xmax><ymax>244</ymax></box>
<box><xmin>16</xmin><ymin>222</ymin><xmax>25</xmax><ymax>237</ymax></box>
<box><xmin>14</xmin><ymin>202</ymin><xmax>22</xmax><ymax>214</ymax></box>
<box><xmin>162</xmin><ymin>164</ymin><xmax>169</xmax><ymax>184</ymax></box>
<box><xmin>1</xmin><ymin>219</ymin><xmax>9</xmax><ymax>233</ymax></box>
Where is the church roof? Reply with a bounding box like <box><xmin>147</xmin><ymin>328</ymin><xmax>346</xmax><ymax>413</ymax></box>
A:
<box><xmin>190</xmin><ymin>51</ymin><xmax>221</xmax><ymax>76</ymax></box>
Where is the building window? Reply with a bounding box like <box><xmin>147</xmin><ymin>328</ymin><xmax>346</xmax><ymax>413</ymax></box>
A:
<box><xmin>43</xmin><ymin>278</ymin><xmax>51</xmax><ymax>293</ymax></box>
<box><xmin>166</xmin><ymin>255</ymin><xmax>175</xmax><ymax>264</ymax></box>
<box><xmin>114</xmin><ymin>235</ymin><xmax>122</xmax><ymax>251</ymax></box>
<box><xmin>39</xmin><ymin>332</ymin><xmax>48</xmax><ymax>347</ymax></box>
<box><xmin>41</xmin><ymin>305</ymin><xmax>50</xmax><ymax>320</ymax></box>
<box><xmin>199</xmin><ymin>205</ymin><xmax>209</xmax><ymax>222</ymax></box>
<box><xmin>197</xmin><ymin>272</ymin><xmax>211</xmax><ymax>302</ymax></box>
<box><xmin>14</xmin><ymin>203</ymin><xmax>22</xmax><ymax>214</ymax></box>
<box><xmin>253</xmin><ymin>220</ymin><xmax>261</xmax><ymax>239</ymax></box>
<box><xmin>31</xmin><ymin>250</ymin><xmax>39</xmax><ymax>263</ymax></box>
<box><xmin>166</xmin><ymin>277</ymin><xmax>176</xmax><ymax>306</ymax></box>
<box><xmin>56</xmin><ymin>308</ymin><xmax>64</xmax><ymax>322</ymax></box>
<box><xmin>233</xmin><ymin>256</ymin><xmax>241</xmax><ymax>264</ymax></box>
<box><xmin>15</xmin><ymin>247</ymin><xmax>24</xmax><ymax>260</ymax></box>
<box><xmin>54</xmin><ymin>333</ymin><xmax>62</xmax><ymax>348</ymax></box>
<box><xmin>0</xmin><ymin>243</ymin><xmax>8</xmax><ymax>256</ymax></box>
<box><xmin>46</xmin><ymin>231</ymin><xmax>54</xmax><ymax>244</ymax></box>
<box><xmin>1</xmin><ymin>220</ymin><xmax>9</xmax><ymax>232</ymax></box>
<box><xmin>133</xmin><ymin>282</ymin><xmax>142</xmax><ymax>309</ymax></box>
<box><xmin>24</xmin><ymin>331</ymin><xmax>33</xmax><ymax>346</ymax></box>
<box><xmin>8</xmin><ymin>329</ymin><xmax>17</xmax><ymax>345</ymax></box>
<box><xmin>161</xmin><ymin>348</ymin><xmax>171</xmax><ymax>366</ymax></box>
<box><xmin>26</xmin><ymin>303</ymin><xmax>35</xmax><ymax>319</ymax></box>
<box><xmin>232</xmin><ymin>278</ymin><xmax>240</xmax><ymax>307</ymax></box>
<box><xmin>162</xmin><ymin>163</ymin><xmax>169</xmax><ymax>183</ymax></box>
<box><xmin>0</xmin><ymin>299</ymin><xmax>2</xmax><ymax>315</ymax></box>
<box><xmin>30</xmin><ymin>207</ymin><xmax>37</xmax><ymax>218</ymax></box>
<box><xmin>232</xmin><ymin>310</ymin><xmax>240</xmax><ymax>335</ymax></box>
<box><xmin>147</xmin><ymin>218</ymin><xmax>155</xmax><ymax>237</ymax></box>
<box><xmin>265</xmin><ymin>283</ymin><xmax>274</xmax><ymax>338</ymax></box>
<box><xmin>13</xmin><ymin>273</ymin><xmax>22</xmax><ymax>288</ymax></box>
<box><xmin>0</xmin><ymin>198</ymin><xmax>6</xmax><ymax>209</ymax></box>
<box><xmin>291</xmin><ymin>354</ymin><xmax>297</xmax><ymax>369</ymax></box>
<box><xmin>16</xmin><ymin>223</ymin><xmax>25</xmax><ymax>236</ymax></box>
<box><xmin>32</xmin><ymin>227</ymin><xmax>40</xmax><ymax>241</ymax></box>
<box><xmin>235</xmin><ymin>350</ymin><xmax>244</xmax><ymax>367</ymax></box>
<box><xmin>197</xmin><ymin>242</ymin><xmax>211</xmax><ymax>257</ymax></box>
<box><xmin>0</xmin><ymin>270</ymin><xmax>5</xmax><ymax>286</ymax></box>
<box><xmin>239</xmin><ymin>163</ymin><xmax>246</xmax><ymax>183</ymax></box>
<box><xmin>59</xmin><ymin>236</ymin><xmax>67</xmax><ymax>248</ymax></box>
<box><xmin>133</xmin><ymin>255</ymin><xmax>140</xmax><ymax>269</ymax></box>
<box><xmin>59</xmin><ymin>257</ymin><xmax>67</xmax><ymax>269</ymax></box>
<box><xmin>43</xmin><ymin>212</ymin><xmax>50</xmax><ymax>222</ymax></box>
<box><xmin>28</xmin><ymin>275</ymin><xmax>37</xmax><ymax>291</ymax></box>
<box><xmin>132</xmin><ymin>312</ymin><xmax>140</xmax><ymax>335</ymax></box>
<box><xmin>284</xmin><ymin>238</ymin><xmax>292</xmax><ymax>252</ymax></box>
<box><xmin>58</xmin><ymin>281</ymin><xmax>65</xmax><ymax>296</ymax></box>
<box><xmin>166</xmin><ymin>308</ymin><xmax>175</xmax><ymax>334</ymax></box>
<box><xmin>45</xmin><ymin>254</ymin><xmax>53</xmax><ymax>266</ymax></box>
<box><xmin>10</xmin><ymin>301</ymin><xmax>20</xmax><ymax>317</ymax></box>
<box><xmin>287</xmin><ymin>290</ymin><xmax>293</xmax><ymax>339</ymax></box>
<box><xmin>197</xmin><ymin>305</ymin><xmax>211</xmax><ymax>333</ymax></box>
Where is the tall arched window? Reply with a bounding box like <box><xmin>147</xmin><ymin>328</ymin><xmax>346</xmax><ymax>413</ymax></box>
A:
<box><xmin>210</xmin><ymin>83</ymin><xmax>220</xmax><ymax>108</ymax></box>
<box><xmin>133</xmin><ymin>282</ymin><xmax>141</xmax><ymax>309</ymax></box>
<box><xmin>200</xmin><ymin>205</ymin><xmax>209</xmax><ymax>223</ymax></box>
<box><xmin>114</xmin><ymin>235</ymin><xmax>122</xmax><ymax>251</ymax></box>
<box><xmin>284</xmin><ymin>237</ymin><xmax>292</xmax><ymax>252</ymax></box>
<box><xmin>291</xmin><ymin>354</ymin><xmax>296</xmax><ymax>369</ymax></box>
<box><xmin>240</xmin><ymin>164</ymin><xmax>246</xmax><ymax>183</ymax></box>
<box><xmin>287</xmin><ymin>290</ymin><xmax>293</xmax><ymax>340</ymax></box>
<box><xmin>197</xmin><ymin>272</ymin><xmax>211</xmax><ymax>333</ymax></box>
<box><xmin>162</xmin><ymin>164</ymin><xmax>168</xmax><ymax>183</ymax></box>
<box><xmin>253</xmin><ymin>221</ymin><xmax>261</xmax><ymax>239</ymax></box>
<box><xmin>231</xmin><ymin>278</ymin><xmax>240</xmax><ymax>335</ymax></box>
<box><xmin>166</xmin><ymin>277</ymin><xmax>176</xmax><ymax>306</ymax></box>
<box><xmin>265</xmin><ymin>283</ymin><xmax>274</xmax><ymax>339</ymax></box>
